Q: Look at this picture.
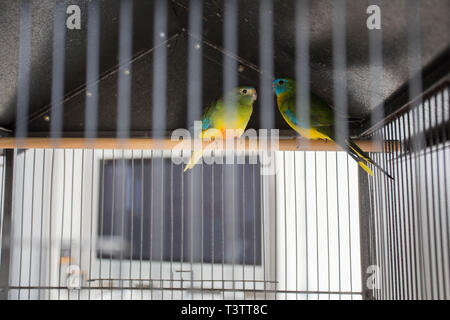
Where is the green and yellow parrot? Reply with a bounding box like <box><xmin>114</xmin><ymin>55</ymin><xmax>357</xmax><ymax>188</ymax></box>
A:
<box><xmin>184</xmin><ymin>86</ymin><xmax>257</xmax><ymax>171</ymax></box>
<box><xmin>273</xmin><ymin>78</ymin><xmax>393</xmax><ymax>179</ymax></box>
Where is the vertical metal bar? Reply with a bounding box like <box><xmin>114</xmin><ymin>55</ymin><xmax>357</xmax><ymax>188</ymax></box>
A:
<box><xmin>346</xmin><ymin>154</ymin><xmax>353</xmax><ymax>299</ymax></box>
<box><xmin>367</xmin><ymin>0</ymin><xmax>384</xmax><ymax>299</ymax></box>
<box><xmin>260</xmin><ymin>153</ymin><xmax>267</xmax><ymax>300</ymax></box>
<box><xmin>440</xmin><ymin>89</ymin><xmax>450</xmax><ymax>299</ymax></box>
<box><xmin>296</xmin><ymin>0</ymin><xmax>310</xmax><ymax>150</ymax></box>
<box><xmin>407</xmin><ymin>110</ymin><xmax>425</xmax><ymax>299</ymax></box>
<box><xmin>118</xmin><ymin>152</ymin><xmax>125</xmax><ymax>299</ymax></box>
<box><xmin>0</xmin><ymin>150</ymin><xmax>15</xmax><ymax>300</ymax></box>
<box><xmin>222</xmin><ymin>0</ymin><xmax>238</xmax><ymax>300</ymax></box>
<box><xmin>88</xmin><ymin>149</ymin><xmax>95</xmax><ymax>300</ymax></box>
<box><xmin>190</xmin><ymin>167</ymin><xmax>194</xmax><ymax>300</ymax></box>
<box><xmin>18</xmin><ymin>150</ymin><xmax>27</xmax><ymax>299</ymax></box>
<box><xmin>109</xmin><ymin>150</ymin><xmax>115</xmax><ymax>300</ymax></box>
<box><xmin>273</xmin><ymin>153</ymin><xmax>277</xmax><ymax>300</ymax></box>
<box><xmin>252</xmin><ymin>161</ymin><xmax>256</xmax><ymax>299</ymax></box>
<box><xmin>201</xmin><ymin>161</ymin><xmax>204</xmax><ymax>300</ymax></box>
<box><xmin>259</xmin><ymin>0</ymin><xmax>274</xmax><ymax>130</ymax></box>
<box><xmin>424</xmin><ymin>98</ymin><xmax>437</xmax><ymax>299</ymax></box>
<box><xmin>15</xmin><ymin>0</ymin><xmax>32</xmax><ymax>143</ymax></box>
<box><xmin>397</xmin><ymin>115</ymin><xmax>410</xmax><ymax>299</ymax></box>
<box><xmin>379</xmin><ymin>137</ymin><xmax>390</xmax><ymax>300</ymax></box>
<box><xmin>332</xmin><ymin>0</ymin><xmax>348</xmax><ymax>150</ymax></box>
<box><xmin>37</xmin><ymin>150</ymin><xmax>46</xmax><ymax>300</ymax></box>
<box><xmin>117</xmin><ymin>0</ymin><xmax>133</xmax><ymax>142</ymax></box>
<box><xmin>129</xmin><ymin>151</ymin><xmax>135</xmax><ymax>300</ymax></box>
<box><xmin>232</xmin><ymin>165</ymin><xmax>236</xmax><ymax>300</ymax></box>
<box><xmin>335</xmin><ymin>152</ymin><xmax>340</xmax><ymax>300</ymax></box>
<box><xmin>118</xmin><ymin>152</ymin><xmax>126</xmax><ymax>299</ymax></box>
<box><xmin>379</xmin><ymin>138</ymin><xmax>389</xmax><ymax>300</ymax></box>
<box><xmin>149</xmin><ymin>150</ymin><xmax>154</xmax><ymax>299</ymax></box>
<box><xmin>332</xmin><ymin>0</ymin><xmax>348</xmax><ymax>297</ymax></box>
<box><xmin>375</xmin><ymin>133</ymin><xmax>387</xmax><ymax>299</ymax></box>
<box><xmin>430</xmin><ymin>96</ymin><xmax>444</xmax><ymax>299</ymax></box>
<box><xmin>399</xmin><ymin>116</ymin><xmax>408</xmax><ymax>299</ymax></box>
<box><xmin>388</xmin><ymin>124</ymin><xmax>399</xmax><ymax>299</ymax></box>
<box><xmin>389</xmin><ymin>100</ymin><xmax>401</xmax><ymax>300</ymax></box>
<box><xmin>85</xmin><ymin>0</ymin><xmax>100</xmax><ymax>141</ymax></box>
<box><xmin>401</xmin><ymin>113</ymin><xmax>417</xmax><ymax>299</ymax></box>
<box><xmin>380</xmin><ymin>126</ymin><xmax>392</xmax><ymax>299</ymax></box>
<box><xmin>283</xmin><ymin>152</ymin><xmax>287</xmax><ymax>300</ymax></box>
<box><xmin>152</xmin><ymin>0</ymin><xmax>168</xmax><ymax>140</ymax></box>
<box><xmin>99</xmin><ymin>150</ymin><xmax>105</xmax><ymax>300</ymax></box>
<box><xmin>170</xmin><ymin>153</ymin><xmax>173</xmax><ymax>300</ymax></box>
<box><xmin>48</xmin><ymin>150</ymin><xmax>55</xmax><ymax>299</ymax></box>
<box><xmin>139</xmin><ymin>150</ymin><xmax>144</xmax><ymax>300</ymax></box>
<box><xmin>0</xmin><ymin>152</ymin><xmax>6</xmax><ymax>265</ymax></box>
<box><xmin>325</xmin><ymin>153</ymin><xmax>330</xmax><ymax>300</ymax></box>
<box><xmin>359</xmin><ymin>161</ymin><xmax>374</xmax><ymax>300</ymax></box>
<box><xmin>305</xmin><ymin>152</ymin><xmax>309</xmax><ymax>300</ymax></box>
<box><xmin>211</xmin><ymin>154</ymin><xmax>215</xmax><ymax>300</ymax></box>
<box><xmin>27</xmin><ymin>150</ymin><xmax>36</xmax><ymax>300</ymax></box>
<box><xmin>50</xmin><ymin>1</ymin><xmax>67</xmax><ymax>144</ymax></box>
<box><xmin>420</xmin><ymin>99</ymin><xmax>435</xmax><ymax>299</ymax></box>
<box><xmin>408</xmin><ymin>0</ymin><xmax>428</xmax><ymax>299</ymax></box>
<box><xmin>185</xmin><ymin>0</ymin><xmax>203</xmax><ymax>298</ymax></box>
<box><xmin>372</xmin><ymin>146</ymin><xmax>382</xmax><ymax>299</ymax></box>
<box><xmin>223</xmin><ymin>0</ymin><xmax>238</xmax><ymax>121</ymax></box>
<box><xmin>180</xmin><ymin>153</ymin><xmax>184</xmax><ymax>300</ymax></box>
<box><xmin>293</xmin><ymin>152</ymin><xmax>298</xmax><ymax>300</ymax></box>
<box><xmin>221</xmin><ymin>160</ymin><xmax>224</xmax><ymax>300</ymax></box>
<box><xmin>367</xmin><ymin>151</ymin><xmax>375</xmax><ymax>298</ymax></box>
<box><xmin>368</xmin><ymin>0</ymin><xmax>385</xmax><ymax>137</ymax></box>
<box><xmin>159</xmin><ymin>154</ymin><xmax>164</xmax><ymax>298</ymax></box>
<box><xmin>241</xmin><ymin>162</ymin><xmax>245</xmax><ymax>300</ymax></box>
<box><xmin>387</xmin><ymin>122</ymin><xmax>400</xmax><ymax>299</ymax></box>
<box><xmin>68</xmin><ymin>150</ymin><xmax>75</xmax><ymax>300</ymax></box>
<box><xmin>78</xmin><ymin>149</ymin><xmax>85</xmax><ymax>300</ymax></box>
<box><xmin>314</xmin><ymin>152</ymin><xmax>318</xmax><ymax>300</ymax></box>
<box><xmin>187</xmin><ymin>0</ymin><xmax>203</xmax><ymax>126</ymax></box>
<box><xmin>435</xmin><ymin>90</ymin><xmax>448</xmax><ymax>299</ymax></box>
<box><xmin>367</xmin><ymin>153</ymin><xmax>376</xmax><ymax>298</ymax></box>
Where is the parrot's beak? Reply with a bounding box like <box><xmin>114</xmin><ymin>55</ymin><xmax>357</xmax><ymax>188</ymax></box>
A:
<box><xmin>252</xmin><ymin>91</ymin><xmax>258</xmax><ymax>101</ymax></box>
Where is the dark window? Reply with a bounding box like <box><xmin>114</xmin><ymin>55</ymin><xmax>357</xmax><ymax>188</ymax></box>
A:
<box><xmin>98</xmin><ymin>156</ymin><xmax>262</xmax><ymax>265</ymax></box>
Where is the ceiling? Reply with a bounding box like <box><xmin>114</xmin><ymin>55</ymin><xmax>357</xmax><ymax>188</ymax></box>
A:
<box><xmin>0</xmin><ymin>0</ymin><xmax>449</xmax><ymax>137</ymax></box>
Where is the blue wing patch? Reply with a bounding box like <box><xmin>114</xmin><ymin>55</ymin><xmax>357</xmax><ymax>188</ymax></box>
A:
<box><xmin>202</xmin><ymin>118</ymin><xmax>211</xmax><ymax>130</ymax></box>
<box><xmin>285</xmin><ymin>109</ymin><xmax>299</xmax><ymax>126</ymax></box>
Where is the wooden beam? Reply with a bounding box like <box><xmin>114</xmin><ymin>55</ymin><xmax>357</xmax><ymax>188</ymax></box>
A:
<box><xmin>0</xmin><ymin>137</ymin><xmax>399</xmax><ymax>152</ymax></box>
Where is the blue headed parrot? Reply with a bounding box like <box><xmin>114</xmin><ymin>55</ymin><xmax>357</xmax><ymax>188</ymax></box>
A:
<box><xmin>273</xmin><ymin>78</ymin><xmax>393</xmax><ymax>179</ymax></box>
<box><xmin>184</xmin><ymin>86</ymin><xmax>257</xmax><ymax>171</ymax></box>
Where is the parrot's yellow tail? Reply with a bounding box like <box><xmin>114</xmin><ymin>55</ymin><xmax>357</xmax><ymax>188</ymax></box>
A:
<box><xmin>184</xmin><ymin>149</ymin><xmax>205</xmax><ymax>172</ymax></box>
<box><xmin>357</xmin><ymin>161</ymin><xmax>374</xmax><ymax>177</ymax></box>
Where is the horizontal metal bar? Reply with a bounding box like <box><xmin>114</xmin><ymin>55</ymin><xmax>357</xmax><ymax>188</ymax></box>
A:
<box><xmin>0</xmin><ymin>138</ymin><xmax>398</xmax><ymax>152</ymax></box>
<box><xmin>86</xmin><ymin>278</ymin><xmax>277</xmax><ymax>284</ymax></box>
<box><xmin>6</xmin><ymin>286</ymin><xmax>362</xmax><ymax>295</ymax></box>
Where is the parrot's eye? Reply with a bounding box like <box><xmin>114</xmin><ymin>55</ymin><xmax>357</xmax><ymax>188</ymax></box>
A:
<box><xmin>278</xmin><ymin>80</ymin><xmax>285</xmax><ymax>85</ymax></box>
<box><xmin>242</xmin><ymin>89</ymin><xmax>248</xmax><ymax>95</ymax></box>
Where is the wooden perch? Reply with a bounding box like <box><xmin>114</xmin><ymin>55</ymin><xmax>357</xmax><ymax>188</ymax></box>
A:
<box><xmin>0</xmin><ymin>137</ymin><xmax>399</xmax><ymax>152</ymax></box>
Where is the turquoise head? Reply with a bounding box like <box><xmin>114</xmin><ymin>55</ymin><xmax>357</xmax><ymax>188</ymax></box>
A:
<box><xmin>272</xmin><ymin>78</ymin><xmax>295</xmax><ymax>96</ymax></box>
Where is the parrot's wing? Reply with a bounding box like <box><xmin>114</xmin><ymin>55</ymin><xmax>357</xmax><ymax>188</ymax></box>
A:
<box><xmin>309</xmin><ymin>95</ymin><xmax>364</xmax><ymax>127</ymax></box>
<box><xmin>201</xmin><ymin>99</ymin><xmax>223</xmax><ymax>131</ymax></box>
